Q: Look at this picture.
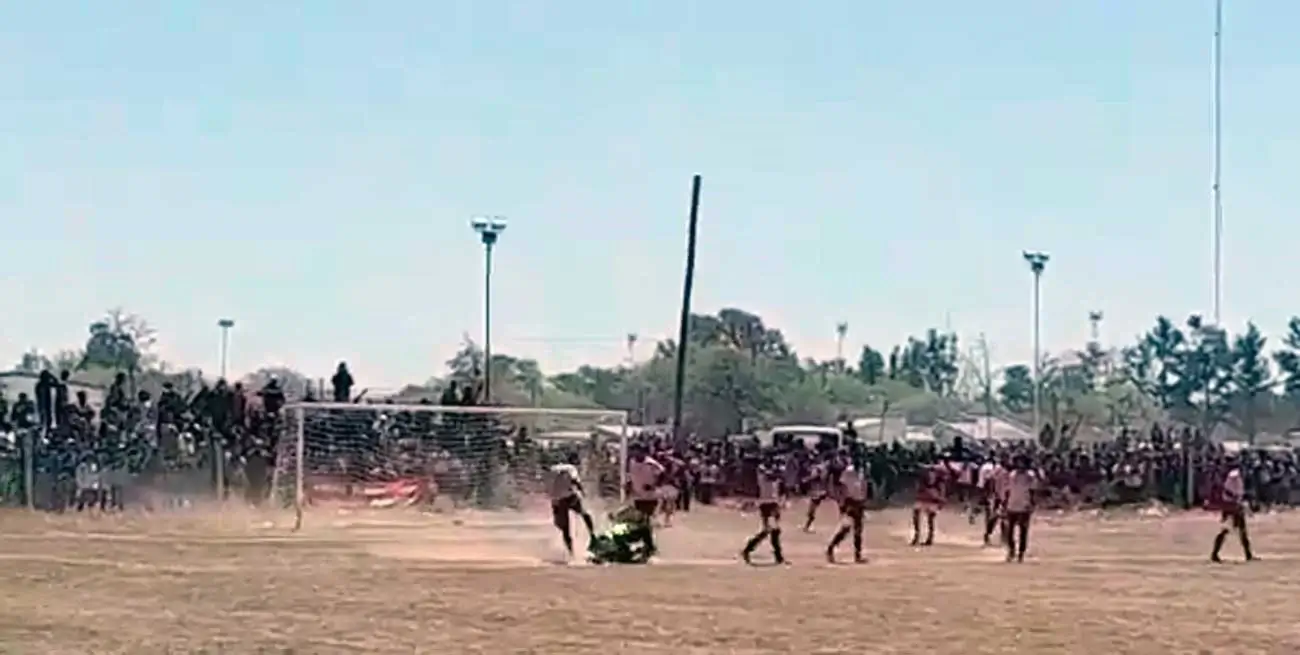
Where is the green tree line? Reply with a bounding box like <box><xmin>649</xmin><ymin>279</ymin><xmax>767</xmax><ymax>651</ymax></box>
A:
<box><xmin>9</xmin><ymin>308</ymin><xmax>1300</xmax><ymax>443</ymax></box>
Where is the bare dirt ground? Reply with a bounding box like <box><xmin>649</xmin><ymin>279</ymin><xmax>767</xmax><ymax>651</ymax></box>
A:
<box><xmin>2</xmin><ymin>501</ymin><xmax>1298</xmax><ymax>655</ymax></box>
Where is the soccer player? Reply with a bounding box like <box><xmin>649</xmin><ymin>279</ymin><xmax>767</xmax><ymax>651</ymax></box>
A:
<box><xmin>802</xmin><ymin>457</ymin><xmax>833</xmax><ymax>533</ymax></box>
<box><xmin>826</xmin><ymin>461</ymin><xmax>869</xmax><ymax>564</ymax></box>
<box><xmin>549</xmin><ymin>454</ymin><xmax>596</xmax><ymax>558</ymax></box>
<box><xmin>977</xmin><ymin>456</ymin><xmax>1004</xmax><ymax>546</ymax></box>
<box><xmin>588</xmin><ymin>504</ymin><xmax>655</xmax><ymax>564</ymax></box>
<box><xmin>1001</xmin><ymin>454</ymin><xmax>1039</xmax><ymax>563</ymax></box>
<box><xmin>742</xmin><ymin>455</ymin><xmax>788</xmax><ymax>565</ymax></box>
<box><xmin>626</xmin><ymin>446</ymin><xmax>666</xmax><ymax>558</ymax></box>
<box><xmin>911</xmin><ymin>458</ymin><xmax>949</xmax><ymax>546</ymax></box>
<box><xmin>1211</xmin><ymin>456</ymin><xmax>1255</xmax><ymax>563</ymax></box>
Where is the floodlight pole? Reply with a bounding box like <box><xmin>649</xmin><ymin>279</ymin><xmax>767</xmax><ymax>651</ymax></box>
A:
<box><xmin>217</xmin><ymin>319</ymin><xmax>235</xmax><ymax>380</ymax></box>
<box><xmin>472</xmin><ymin>216</ymin><xmax>507</xmax><ymax>403</ymax></box>
<box><xmin>1023</xmin><ymin>251</ymin><xmax>1049</xmax><ymax>442</ymax></box>
<box><xmin>1212</xmin><ymin>0</ymin><xmax>1223</xmax><ymax>326</ymax></box>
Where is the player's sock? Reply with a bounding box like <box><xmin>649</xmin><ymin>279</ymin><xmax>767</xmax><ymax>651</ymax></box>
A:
<box><xmin>580</xmin><ymin>512</ymin><xmax>595</xmax><ymax>537</ymax></box>
<box><xmin>743</xmin><ymin>529</ymin><xmax>768</xmax><ymax>563</ymax></box>
<box><xmin>1016</xmin><ymin>522</ymin><xmax>1028</xmax><ymax>562</ymax></box>
<box><xmin>852</xmin><ymin>526</ymin><xmax>864</xmax><ymax>562</ymax></box>
<box><xmin>923</xmin><ymin>513</ymin><xmax>936</xmax><ymax>546</ymax></box>
<box><xmin>560</xmin><ymin>526</ymin><xmax>575</xmax><ymax>555</ymax></box>
<box><xmin>983</xmin><ymin>512</ymin><xmax>998</xmax><ymax>545</ymax></box>
<box><xmin>828</xmin><ymin>525</ymin><xmax>849</xmax><ymax>560</ymax></box>
<box><xmin>770</xmin><ymin>528</ymin><xmax>786</xmax><ymax>563</ymax></box>
<box><xmin>909</xmin><ymin>510</ymin><xmax>921</xmax><ymax>544</ymax></box>
<box><xmin>1239</xmin><ymin>528</ymin><xmax>1254</xmax><ymax>561</ymax></box>
<box><xmin>1211</xmin><ymin>529</ymin><xmax>1229</xmax><ymax>561</ymax></box>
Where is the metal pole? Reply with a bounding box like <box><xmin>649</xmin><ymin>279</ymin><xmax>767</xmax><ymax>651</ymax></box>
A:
<box><xmin>981</xmin><ymin>333</ymin><xmax>993</xmax><ymax>442</ymax></box>
<box><xmin>671</xmin><ymin>175</ymin><xmax>703</xmax><ymax>446</ymax></box>
<box><xmin>1212</xmin><ymin>0</ymin><xmax>1223</xmax><ymax>325</ymax></box>
<box><xmin>1032</xmin><ymin>270</ymin><xmax>1041</xmax><ymax>441</ymax></box>
<box><xmin>618</xmin><ymin>413</ymin><xmax>629</xmax><ymax>504</ymax></box>
<box><xmin>483</xmin><ymin>241</ymin><xmax>494</xmax><ymax>403</ymax></box>
<box><xmin>23</xmin><ymin>430</ymin><xmax>34</xmax><ymax>511</ymax></box>
<box><xmin>293</xmin><ymin>405</ymin><xmax>306</xmax><ymax>531</ymax></box>
<box><xmin>218</xmin><ymin>319</ymin><xmax>234</xmax><ymax>380</ymax></box>
<box><xmin>219</xmin><ymin>328</ymin><xmax>229</xmax><ymax>379</ymax></box>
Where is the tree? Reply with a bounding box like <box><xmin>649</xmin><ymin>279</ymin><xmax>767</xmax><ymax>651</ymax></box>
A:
<box><xmin>14</xmin><ymin>349</ymin><xmax>49</xmax><ymax>373</ymax></box>
<box><xmin>1124</xmin><ymin>315</ymin><xmax>1189</xmax><ymax>413</ymax></box>
<box><xmin>1231</xmin><ymin>322</ymin><xmax>1272</xmax><ymax>443</ymax></box>
<box><xmin>998</xmin><ymin>365</ymin><xmax>1033</xmax><ymax>413</ymax></box>
<box><xmin>1178</xmin><ymin>314</ymin><xmax>1234</xmax><ymax>433</ymax></box>
<box><xmin>81</xmin><ymin>309</ymin><xmax>157</xmax><ymax>393</ymax></box>
<box><xmin>856</xmin><ymin>345</ymin><xmax>885</xmax><ymax>385</ymax></box>
<box><xmin>1273</xmin><ymin>317</ymin><xmax>1300</xmax><ymax>410</ymax></box>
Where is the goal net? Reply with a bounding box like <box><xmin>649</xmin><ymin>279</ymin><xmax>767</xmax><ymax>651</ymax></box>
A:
<box><xmin>270</xmin><ymin>402</ymin><xmax>629</xmax><ymax>528</ymax></box>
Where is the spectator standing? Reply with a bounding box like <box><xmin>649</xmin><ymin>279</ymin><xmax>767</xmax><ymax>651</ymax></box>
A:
<box><xmin>11</xmin><ymin>393</ymin><xmax>35</xmax><ymax>430</ymax></box>
<box><xmin>331</xmin><ymin>362</ymin><xmax>354</xmax><ymax>403</ymax></box>
<box><xmin>54</xmin><ymin>370</ymin><xmax>71</xmax><ymax>429</ymax></box>
<box><xmin>439</xmin><ymin>381</ymin><xmax>460</xmax><ymax>406</ymax></box>
<box><xmin>35</xmin><ymin>370</ymin><xmax>55</xmax><ymax>430</ymax></box>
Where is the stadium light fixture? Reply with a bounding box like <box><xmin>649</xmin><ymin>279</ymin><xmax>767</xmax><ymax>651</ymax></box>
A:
<box><xmin>471</xmin><ymin>216</ymin><xmax>508</xmax><ymax>402</ymax></box>
<box><xmin>1022</xmin><ymin>251</ymin><xmax>1049</xmax><ymax>442</ymax></box>
<box><xmin>217</xmin><ymin>318</ymin><xmax>235</xmax><ymax>381</ymax></box>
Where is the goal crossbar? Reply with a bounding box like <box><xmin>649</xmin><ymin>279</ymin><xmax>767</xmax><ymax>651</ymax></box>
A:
<box><xmin>285</xmin><ymin>402</ymin><xmax>628</xmax><ymax>419</ymax></box>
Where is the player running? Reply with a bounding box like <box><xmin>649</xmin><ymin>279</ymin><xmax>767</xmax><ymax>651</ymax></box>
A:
<box><xmin>549</xmin><ymin>454</ymin><xmax>597</xmax><ymax>559</ymax></box>
<box><xmin>826</xmin><ymin>461</ymin><xmax>869</xmax><ymax>564</ymax></box>
<box><xmin>1001</xmin><ymin>454</ymin><xmax>1039</xmax><ymax>563</ymax></box>
<box><xmin>626</xmin><ymin>446</ymin><xmax>665</xmax><ymax>559</ymax></box>
<box><xmin>802</xmin><ymin>456</ymin><xmax>834</xmax><ymax>533</ymax></box>
<box><xmin>1211</xmin><ymin>456</ymin><xmax>1255</xmax><ymax>563</ymax></box>
<box><xmin>911</xmin><ymin>458</ymin><xmax>950</xmax><ymax>546</ymax></box>
<box><xmin>742</xmin><ymin>455</ymin><xmax>788</xmax><ymax>565</ymax></box>
<box><xmin>977</xmin><ymin>456</ymin><xmax>1005</xmax><ymax>546</ymax></box>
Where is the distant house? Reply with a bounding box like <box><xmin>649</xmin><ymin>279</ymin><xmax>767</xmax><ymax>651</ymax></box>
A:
<box><xmin>0</xmin><ymin>371</ymin><xmax>106</xmax><ymax>408</ymax></box>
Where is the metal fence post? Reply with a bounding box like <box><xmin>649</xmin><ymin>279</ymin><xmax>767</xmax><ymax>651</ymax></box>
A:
<box><xmin>23</xmin><ymin>429</ymin><xmax>36</xmax><ymax>511</ymax></box>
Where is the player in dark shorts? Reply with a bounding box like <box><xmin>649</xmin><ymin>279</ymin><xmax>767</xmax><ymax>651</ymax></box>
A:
<box><xmin>548</xmin><ymin>453</ymin><xmax>596</xmax><ymax>557</ymax></box>
<box><xmin>802</xmin><ymin>456</ymin><xmax>838</xmax><ymax>533</ymax></box>
<box><xmin>742</xmin><ymin>456</ymin><xmax>788</xmax><ymax>565</ymax></box>
<box><xmin>826</xmin><ymin>463</ymin><xmax>869</xmax><ymax>564</ymax></box>
<box><xmin>1211</xmin><ymin>457</ymin><xmax>1255</xmax><ymax>563</ymax></box>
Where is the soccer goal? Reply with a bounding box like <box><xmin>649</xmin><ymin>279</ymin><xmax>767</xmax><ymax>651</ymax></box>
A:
<box><xmin>270</xmin><ymin>402</ymin><xmax>630</xmax><ymax>530</ymax></box>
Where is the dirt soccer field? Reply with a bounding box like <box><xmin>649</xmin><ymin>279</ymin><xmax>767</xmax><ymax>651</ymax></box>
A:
<box><xmin>1</xmin><ymin>502</ymin><xmax>1298</xmax><ymax>655</ymax></box>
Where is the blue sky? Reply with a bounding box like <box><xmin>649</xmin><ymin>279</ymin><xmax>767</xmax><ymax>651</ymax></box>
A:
<box><xmin>3</xmin><ymin>1</ymin><xmax>1297</xmax><ymax>388</ymax></box>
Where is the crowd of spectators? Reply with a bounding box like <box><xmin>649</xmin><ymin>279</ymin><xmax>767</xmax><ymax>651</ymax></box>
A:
<box><xmin>608</xmin><ymin>422</ymin><xmax>1300</xmax><ymax>512</ymax></box>
<box><xmin>0</xmin><ymin>367</ymin><xmax>290</xmax><ymax>510</ymax></box>
<box><xmin>4</xmin><ymin>359</ymin><xmax>1299</xmax><ymax>514</ymax></box>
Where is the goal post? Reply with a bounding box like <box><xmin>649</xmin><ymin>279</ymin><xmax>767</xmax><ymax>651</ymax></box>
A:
<box><xmin>270</xmin><ymin>402</ymin><xmax>629</xmax><ymax>529</ymax></box>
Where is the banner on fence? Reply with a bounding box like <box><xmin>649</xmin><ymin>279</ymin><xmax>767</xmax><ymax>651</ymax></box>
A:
<box><xmin>305</xmin><ymin>474</ymin><xmax>432</xmax><ymax>508</ymax></box>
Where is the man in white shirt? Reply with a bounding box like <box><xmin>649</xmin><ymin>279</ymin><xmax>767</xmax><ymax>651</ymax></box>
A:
<box><xmin>1212</xmin><ymin>457</ymin><xmax>1255</xmax><ymax>563</ymax></box>
<box><xmin>826</xmin><ymin>462</ymin><xmax>869</xmax><ymax>564</ymax></box>
<box><xmin>1000</xmin><ymin>454</ymin><xmax>1039</xmax><ymax>563</ymax></box>
<box><xmin>549</xmin><ymin>453</ymin><xmax>596</xmax><ymax>558</ymax></box>
<box><xmin>742</xmin><ymin>455</ymin><xmax>788</xmax><ymax>565</ymax></box>
<box><xmin>626</xmin><ymin>446</ymin><xmax>665</xmax><ymax>558</ymax></box>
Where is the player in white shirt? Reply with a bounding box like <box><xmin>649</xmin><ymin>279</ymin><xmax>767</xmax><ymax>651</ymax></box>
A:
<box><xmin>1211</xmin><ymin>456</ymin><xmax>1255</xmax><ymax>563</ymax></box>
<box><xmin>74</xmin><ymin>452</ymin><xmax>105</xmax><ymax>512</ymax></box>
<box><xmin>625</xmin><ymin>446</ymin><xmax>666</xmax><ymax>558</ymax></box>
<box><xmin>549</xmin><ymin>453</ymin><xmax>596</xmax><ymax>558</ymax></box>
<box><xmin>1000</xmin><ymin>454</ymin><xmax>1040</xmax><ymax>563</ymax></box>
<box><xmin>826</xmin><ymin>461</ymin><xmax>869</xmax><ymax>564</ymax></box>
<box><xmin>976</xmin><ymin>458</ymin><xmax>1003</xmax><ymax>546</ymax></box>
<box><xmin>742</xmin><ymin>455</ymin><xmax>788</xmax><ymax>565</ymax></box>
